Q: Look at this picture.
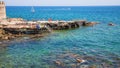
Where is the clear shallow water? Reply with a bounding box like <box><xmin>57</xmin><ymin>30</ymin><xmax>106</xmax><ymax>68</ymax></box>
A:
<box><xmin>0</xmin><ymin>6</ymin><xmax>120</xmax><ymax>68</ymax></box>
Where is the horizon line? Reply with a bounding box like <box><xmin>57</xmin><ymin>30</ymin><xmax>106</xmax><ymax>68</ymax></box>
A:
<box><xmin>6</xmin><ymin>5</ymin><xmax>120</xmax><ymax>7</ymax></box>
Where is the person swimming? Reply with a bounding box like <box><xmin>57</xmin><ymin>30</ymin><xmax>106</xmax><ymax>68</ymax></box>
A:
<box><xmin>108</xmin><ymin>22</ymin><xmax>115</xmax><ymax>26</ymax></box>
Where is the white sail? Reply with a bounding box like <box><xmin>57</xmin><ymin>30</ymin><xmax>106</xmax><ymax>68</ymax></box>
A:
<box><xmin>31</xmin><ymin>6</ymin><xmax>35</xmax><ymax>13</ymax></box>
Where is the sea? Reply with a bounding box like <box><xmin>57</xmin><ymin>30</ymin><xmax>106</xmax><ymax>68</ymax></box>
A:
<box><xmin>0</xmin><ymin>6</ymin><xmax>120</xmax><ymax>68</ymax></box>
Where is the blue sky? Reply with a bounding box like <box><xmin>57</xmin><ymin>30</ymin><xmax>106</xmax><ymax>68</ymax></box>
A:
<box><xmin>4</xmin><ymin>0</ymin><xmax>120</xmax><ymax>6</ymax></box>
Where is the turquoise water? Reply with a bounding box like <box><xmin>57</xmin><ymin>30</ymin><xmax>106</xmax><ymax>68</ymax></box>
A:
<box><xmin>0</xmin><ymin>6</ymin><xmax>120</xmax><ymax>68</ymax></box>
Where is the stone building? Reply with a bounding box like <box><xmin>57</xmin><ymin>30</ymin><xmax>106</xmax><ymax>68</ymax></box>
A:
<box><xmin>0</xmin><ymin>1</ymin><xmax>6</xmax><ymax>19</ymax></box>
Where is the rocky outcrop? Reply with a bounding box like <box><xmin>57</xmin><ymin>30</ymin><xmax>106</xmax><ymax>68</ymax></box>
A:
<box><xmin>0</xmin><ymin>20</ymin><xmax>98</xmax><ymax>45</ymax></box>
<box><xmin>45</xmin><ymin>20</ymin><xmax>98</xmax><ymax>30</ymax></box>
<box><xmin>85</xmin><ymin>22</ymin><xmax>98</xmax><ymax>26</ymax></box>
<box><xmin>0</xmin><ymin>29</ymin><xmax>16</xmax><ymax>40</ymax></box>
<box><xmin>0</xmin><ymin>28</ymin><xmax>48</xmax><ymax>46</ymax></box>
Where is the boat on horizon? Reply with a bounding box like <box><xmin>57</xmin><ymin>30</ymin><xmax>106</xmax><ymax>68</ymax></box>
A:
<box><xmin>31</xmin><ymin>6</ymin><xmax>35</xmax><ymax>13</ymax></box>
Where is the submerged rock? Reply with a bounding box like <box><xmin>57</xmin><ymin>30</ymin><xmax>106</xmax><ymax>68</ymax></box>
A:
<box><xmin>80</xmin><ymin>64</ymin><xmax>89</xmax><ymax>68</ymax></box>
<box><xmin>54</xmin><ymin>60</ymin><xmax>62</xmax><ymax>66</ymax></box>
<box><xmin>89</xmin><ymin>65</ymin><xmax>97</xmax><ymax>68</ymax></box>
<box><xmin>76</xmin><ymin>58</ymin><xmax>86</xmax><ymax>63</ymax></box>
<box><xmin>76</xmin><ymin>59</ymin><xmax>83</xmax><ymax>63</ymax></box>
<box><xmin>85</xmin><ymin>22</ymin><xmax>98</xmax><ymax>26</ymax></box>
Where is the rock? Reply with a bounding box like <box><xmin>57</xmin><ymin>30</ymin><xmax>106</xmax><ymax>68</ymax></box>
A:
<box><xmin>8</xmin><ymin>33</ymin><xmax>12</xmax><ymax>36</ymax></box>
<box><xmin>70</xmin><ymin>64</ymin><xmax>76</xmax><ymax>68</ymax></box>
<box><xmin>3</xmin><ymin>36</ymin><xmax>9</xmax><ymax>40</ymax></box>
<box><xmin>80</xmin><ymin>64</ymin><xmax>89</xmax><ymax>68</ymax></box>
<box><xmin>76</xmin><ymin>59</ymin><xmax>83</xmax><ymax>63</ymax></box>
<box><xmin>54</xmin><ymin>60</ymin><xmax>61</xmax><ymax>66</ymax></box>
<box><xmin>0</xmin><ymin>29</ymin><xmax>5</xmax><ymax>34</ymax></box>
<box><xmin>11</xmin><ymin>36</ymin><xmax>15</xmax><ymax>39</ymax></box>
<box><xmin>89</xmin><ymin>65</ymin><xmax>97</xmax><ymax>68</ymax></box>
<box><xmin>85</xmin><ymin>22</ymin><xmax>98</xmax><ymax>26</ymax></box>
<box><xmin>74</xmin><ymin>20</ymin><xmax>87</xmax><ymax>26</ymax></box>
<box><xmin>76</xmin><ymin>59</ymin><xmax>86</xmax><ymax>63</ymax></box>
<box><xmin>70</xmin><ymin>54</ymin><xmax>79</xmax><ymax>58</ymax></box>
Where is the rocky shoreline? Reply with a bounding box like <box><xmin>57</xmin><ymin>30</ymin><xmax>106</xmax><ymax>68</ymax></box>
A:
<box><xmin>0</xmin><ymin>28</ymin><xmax>50</xmax><ymax>46</ymax></box>
<box><xmin>0</xmin><ymin>19</ymin><xmax>98</xmax><ymax>46</ymax></box>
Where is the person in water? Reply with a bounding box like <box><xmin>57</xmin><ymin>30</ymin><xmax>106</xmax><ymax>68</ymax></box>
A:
<box><xmin>108</xmin><ymin>22</ymin><xmax>115</xmax><ymax>26</ymax></box>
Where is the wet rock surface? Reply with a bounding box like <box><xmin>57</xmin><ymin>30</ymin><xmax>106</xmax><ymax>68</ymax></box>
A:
<box><xmin>0</xmin><ymin>20</ymin><xmax>98</xmax><ymax>46</ymax></box>
<box><xmin>45</xmin><ymin>21</ymin><xmax>98</xmax><ymax>30</ymax></box>
<box><xmin>42</xmin><ymin>52</ymin><xmax>120</xmax><ymax>68</ymax></box>
<box><xmin>0</xmin><ymin>29</ymin><xmax>49</xmax><ymax>46</ymax></box>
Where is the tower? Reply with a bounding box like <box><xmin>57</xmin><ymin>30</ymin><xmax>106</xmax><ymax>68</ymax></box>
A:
<box><xmin>0</xmin><ymin>1</ymin><xmax>6</xmax><ymax>19</ymax></box>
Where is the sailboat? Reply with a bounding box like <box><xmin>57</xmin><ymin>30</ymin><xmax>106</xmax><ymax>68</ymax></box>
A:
<box><xmin>31</xmin><ymin>6</ymin><xmax>35</xmax><ymax>13</ymax></box>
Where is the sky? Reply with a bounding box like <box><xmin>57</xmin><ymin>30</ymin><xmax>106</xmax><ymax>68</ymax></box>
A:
<box><xmin>3</xmin><ymin>0</ymin><xmax>120</xmax><ymax>6</ymax></box>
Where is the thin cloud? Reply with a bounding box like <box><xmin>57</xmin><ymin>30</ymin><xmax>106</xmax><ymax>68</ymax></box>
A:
<box><xmin>5</xmin><ymin>0</ymin><xmax>120</xmax><ymax>6</ymax></box>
